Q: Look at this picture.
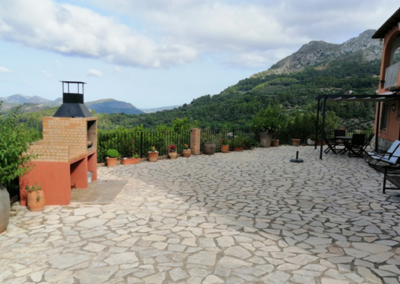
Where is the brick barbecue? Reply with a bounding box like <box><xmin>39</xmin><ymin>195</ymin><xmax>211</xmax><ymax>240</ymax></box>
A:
<box><xmin>19</xmin><ymin>82</ymin><xmax>98</xmax><ymax>205</ymax></box>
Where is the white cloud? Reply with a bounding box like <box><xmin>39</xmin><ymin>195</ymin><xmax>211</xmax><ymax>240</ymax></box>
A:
<box><xmin>87</xmin><ymin>69</ymin><xmax>102</xmax><ymax>77</ymax></box>
<box><xmin>0</xmin><ymin>0</ymin><xmax>398</xmax><ymax>69</ymax></box>
<box><xmin>0</xmin><ymin>0</ymin><xmax>197</xmax><ymax>69</ymax></box>
<box><xmin>0</xmin><ymin>66</ymin><xmax>11</xmax><ymax>73</ymax></box>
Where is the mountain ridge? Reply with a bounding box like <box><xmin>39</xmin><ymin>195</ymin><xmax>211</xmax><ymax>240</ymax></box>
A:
<box><xmin>254</xmin><ymin>29</ymin><xmax>381</xmax><ymax>77</ymax></box>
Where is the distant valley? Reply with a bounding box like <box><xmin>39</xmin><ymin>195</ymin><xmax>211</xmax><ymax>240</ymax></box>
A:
<box><xmin>0</xmin><ymin>95</ymin><xmax>177</xmax><ymax>115</ymax></box>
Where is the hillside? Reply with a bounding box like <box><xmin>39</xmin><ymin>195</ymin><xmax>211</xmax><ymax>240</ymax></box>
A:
<box><xmin>94</xmin><ymin>30</ymin><xmax>381</xmax><ymax>130</ymax></box>
<box><xmin>86</xmin><ymin>99</ymin><xmax>143</xmax><ymax>115</ymax></box>
<box><xmin>15</xmin><ymin>29</ymin><xmax>382</xmax><ymax>131</ymax></box>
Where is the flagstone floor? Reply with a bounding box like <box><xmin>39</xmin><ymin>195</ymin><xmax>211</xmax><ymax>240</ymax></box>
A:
<box><xmin>1</xmin><ymin>147</ymin><xmax>399</xmax><ymax>284</ymax></box>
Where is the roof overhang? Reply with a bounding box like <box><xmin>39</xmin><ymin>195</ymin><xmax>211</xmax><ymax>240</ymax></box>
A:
<box><xmin>372</xmin><ymin>7</ymin><xmax>400</xmax><ymax>39</ymax></box>
<box><xmin>316</xmin><ymin>93</ymin><xmax>400</xmax><ymax>102</ymax></box>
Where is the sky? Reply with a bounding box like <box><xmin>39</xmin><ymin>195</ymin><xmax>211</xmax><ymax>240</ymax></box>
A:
<box><xmin>0</xmin><ymin>0</ymin><xmax>399</xmax><ymax>109</ymax></box>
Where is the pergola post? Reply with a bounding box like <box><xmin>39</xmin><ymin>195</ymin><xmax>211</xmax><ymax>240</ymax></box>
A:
<box><xmin>375</xmin><ymin>102</ymin><xmax>381</xmax><ymax>152</ymax></box>
<box><xmin>315</xmin><ymin>99</ymin><xmax>321</xmax><ymax>150</ymax></box>
<box><xmin>320</xmin><ymin>97</ymin><xmax>327</xmax><ymax>160</ymax></box>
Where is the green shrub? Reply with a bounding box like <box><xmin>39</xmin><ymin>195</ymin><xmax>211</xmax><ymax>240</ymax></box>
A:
<box><xmin>251</xmin><ymin>105</ymin><xmax>287</xmax><ymax>135</ymax></box>
<box><xmin>106</xmin><ymin>149</ymin><xmax>119</xmax><ymax>158</ymax></box>
<box><xmin>0</xmin><ymin>103</ymin><xmax>38</xmax><ymax>186</ymax></box>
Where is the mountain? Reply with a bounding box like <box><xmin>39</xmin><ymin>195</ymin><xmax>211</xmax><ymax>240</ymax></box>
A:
<box><xmin>0</xmin><ymin>94</ymin><xmax>53</xmax><ymax>104</ymax></box>
<box><xmin>140</xmin><ymin>105</ymin><xmax>180</xmax><ymax>113</ymax></box>
<box><xmin>0</xmin><ymin>95</ymin><xmax>144</xmax><ymax>115</ymax></box>
<box><xmin>86</xmin><ymin>99</ymin><xmax>143</xmax><ymax>115</ymax></box>
<box><xmin>257</xmin><ymin>30</ymin><xmax>381</xmax><ymax>76</ymax></box>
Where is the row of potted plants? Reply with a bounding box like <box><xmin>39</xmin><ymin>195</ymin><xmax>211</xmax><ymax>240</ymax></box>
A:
<box><xmin>105</xmin><ymin>143</ymin><xmax>192</xmax><ymax>166</ymax></box>
<box><xmin>104</xmin><ymin>136</ymin><xmax>262</xmax><ymax>166</ymax></box>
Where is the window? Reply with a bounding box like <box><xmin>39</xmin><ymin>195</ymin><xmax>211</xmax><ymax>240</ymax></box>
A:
<box><xmin>380</xmin><ymin>103</ymin><xmax>389</xmax><ymax>130</ymax></box>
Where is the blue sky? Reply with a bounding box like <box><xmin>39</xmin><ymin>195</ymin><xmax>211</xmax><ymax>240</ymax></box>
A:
<box><xmin>0</xmin><ymin>0</ymin><xmax>398</xmax><ymax>108</ymax></box>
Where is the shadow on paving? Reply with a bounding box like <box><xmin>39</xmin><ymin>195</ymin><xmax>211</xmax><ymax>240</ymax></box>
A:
<box><xmin>71</xmin><ymin>179</ymin><xmax>128</xmax><ymax>204</ymax></box>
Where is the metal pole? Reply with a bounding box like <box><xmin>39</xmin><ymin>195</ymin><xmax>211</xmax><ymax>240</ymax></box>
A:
<box><xmin>315</xmin><ymin>98</ymin><xmax>321</xmax><ymax>150</ymax></box>
<box><xmin>375</xmin><ymin>102</ymin><xmax>381</xmax><ymax>152</ymax></box>
<box><xmin>320</xmin><ymin>97</ymin><xmax>327</xmax><ymax>160</ymax></box>
<box><xmin>140</xmin><ymin>132</ymin><xmax>143</xmax><ymax>158</ymax></box>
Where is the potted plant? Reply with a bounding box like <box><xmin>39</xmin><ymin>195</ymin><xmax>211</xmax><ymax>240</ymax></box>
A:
<box><xmin>25</xmin><ymin>183</ymin><xmax>45</xmax><ymax>212</ymax></box>
<box><xmin>106</xmin><ymin>149</ymin><xmax>119</xmax><ymax>167</ymax></box>
<box><xmin>121</xmin><ymin>154</ymin><xmax>140</xmax><ymax>165</ymax></box>
<box><xmin>221</xmin><ymin>139</ymin><xmax>230</xmax><ymax>153</ymax></box>
<box><xmin>168</xmin><ymin>144</ymin><xmax>178</xmax><ymax>159</ymax></box>
<box><xmin>292</xmin><ymin>139</ymin><xmax>301</xmax><ymax>146</ymax></box>
<box><xmin>273</xmin><ymin>137</ymin><xmax>280</xmax><ymax>147</ymax></box>
<box><xmin>203</xmin><ymin>141</ymin><xmax>216</xmax><ymax>155</ymax></box>
<box><xmin>182</xmin><ymin>144</ymin><xmax>191</xmax><ymax>157</ymax></box>
<box><xmin>148</xmin><ymin>146</ymin><xmax>159</xmax><ymax>162</ymax></box>
<box><xmin>251</xmin><ymin>105</ymin><xmax>286</xmax><ymax>148</ymax></box>
<box><xmin>233</xmin><ymin>137</ymin><xmax>244</xmax><ymax>151</ymax></box>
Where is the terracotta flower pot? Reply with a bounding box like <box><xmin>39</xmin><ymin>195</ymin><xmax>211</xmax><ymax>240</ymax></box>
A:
<box><xmin>121</xmin><ymin>157</ymin><xmax>140</xmax><ymax>165</ymax></box>
<box><xmin>148</xmin><ymin>152</ymin><xmax>159</xmax><ymax>162</ymax></box>
<box><xmin>106</xmin><ymin>157</ymin><xmax>118</xmax><ymax>167</ymax></box>
<box><xmin>233</xmin><ymin>146</ymin><xmax>243</xmax><ymax>151</ymax></box>
<box><xmin>292</xmin><ymin>139</ymin><xmax>301</xmax><ymax>146</ymax></box>
<box><xmin>169</xmin><ymin>152</ymin><xmax>178</xmax><ymax>159</ymax></box>
<box><xmin>273</xmin><ymin>139</ymin><xmax>279</xmax><ymax>147</ymax></box>
<box><xmin>203</xmin><ymin>142</ymin><xmax>216</xmax><ymax>155</ymax></box>
<box><xmin>221</xmin><ymin>145</ymin><xmax>229</xmax><ymax>153</ymax></box>
<box><xmin>182</xmin><ymin>149</ymin><xmax>191</xmax><ymax>157</ymax></box>
<box><xmin>27</xmin><ymin>191</ymin><xmax>45</xmax><ymax>212</ymax></box>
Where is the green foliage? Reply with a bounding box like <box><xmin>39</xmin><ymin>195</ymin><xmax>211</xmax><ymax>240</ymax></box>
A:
<box><xmin>0</xmin><ymin>102</ymin><xmax>38</xmax><ymax>185</ymax></box>
<box><xmin>106</xmin><ymin>149</ymin><xmax>119</xmax><ymax>158</ymax></box>
<box><xmin>148</xmin><ymin>146</ymin><xmax>157</xmax><ymax>152</ymax></box>
<box><xmin>221</xmin><ymin>139</ymin><xmax>230</xmax><ymax>145</ymax></box>
<box><xmin>251</xmin><ymin>105</ymin><xmax>287</xmax><ymax>134</ymax></box>
<box><xmin>233</xmin><ymin>136</ymin><xmax>245</xmax><ymax>147</ymax></box>
<box><xmin>171</xmin><ymin>117</ymin><xmax>198</xmax><ymax>131</ymax></box>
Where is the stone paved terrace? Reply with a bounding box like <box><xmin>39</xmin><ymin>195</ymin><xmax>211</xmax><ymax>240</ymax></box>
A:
<box><xmin>1</xmin><ymin>146</ymin><xmax>400</xmax><ymax>284</ymax></box>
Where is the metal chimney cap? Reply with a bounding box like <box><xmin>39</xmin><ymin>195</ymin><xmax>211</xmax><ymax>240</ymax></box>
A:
<box><xmin>53</xmin><ymin>81</ymin><xmax>92</xmax><ymax>118</ymax></box>
<box><xmin>60</xmin><ymin>81</ymin><xmax>86</xmax><ymax>84</ymax></box>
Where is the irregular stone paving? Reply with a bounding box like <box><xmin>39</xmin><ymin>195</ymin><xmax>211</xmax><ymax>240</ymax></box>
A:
<box><xmin>1</xmin><ymin>147</ymin><xmax>400</xmax><ymax>284</ymax></box>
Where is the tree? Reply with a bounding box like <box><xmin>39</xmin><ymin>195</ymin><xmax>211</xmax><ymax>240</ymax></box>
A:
<box><xmin>0</xmin><ymin>103</ymin><xmax>38</xmax><ymax>186</ymax></box>
<box><xmin>251</xmin><ymin>105</ymin><xmax>287</xmax><ymax>135</ymax></box>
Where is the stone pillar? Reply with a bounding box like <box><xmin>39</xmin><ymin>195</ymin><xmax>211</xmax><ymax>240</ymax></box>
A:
<box><xmin>190</xmin><ymin>128</ymin><xmax>201</xmax><ymax>155</ymax></box>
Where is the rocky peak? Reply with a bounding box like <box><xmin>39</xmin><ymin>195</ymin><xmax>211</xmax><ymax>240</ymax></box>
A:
<box><xmin>262</xmin><ymin>29</ymin><xmax>382</xmax><ymax>76</ymax></box>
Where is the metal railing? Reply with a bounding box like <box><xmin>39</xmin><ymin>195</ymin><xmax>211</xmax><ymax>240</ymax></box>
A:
<box><xmin>200</xmin><ymin>128</ymin><xmax>256</xmax><ymax>151</ymax></box>
<box><xmin>98</xmin><ymin>130</ymin><xmax>190</xmax><ymax>162</ymax></box>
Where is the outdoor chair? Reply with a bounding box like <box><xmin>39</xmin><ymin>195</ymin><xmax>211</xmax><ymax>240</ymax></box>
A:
<box><xmin>358</xmin><ymin>133</ymin><xmax>375</xmax><ymax>156</ymax></box>
<box><xmin>333</xmin><ymin>129</ymin><xmax>346</xmax><ymax>153</ymax></box>
<box><xmin>364</xmin><ymin>140</ymin><xmax>400</xmax><ymax>163</ymax></box>
<box><xmin>382</xmin><ymin>165</ymin><xmax>400</xmax><ymax>193</ymax></box>
<box><xmin>323</xmin><ymin>134</ymin><xmax>338</xmax><ymax>154</ymax></box>
<box><xmin>348</xmin><ymin>134</ymin><xmax>366</xmax><ymax>157</ymax></box>
<box><xmin>367</xmin><ymin>142</ymin><xmax>400</xmax><ymax>173</ymax></box>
